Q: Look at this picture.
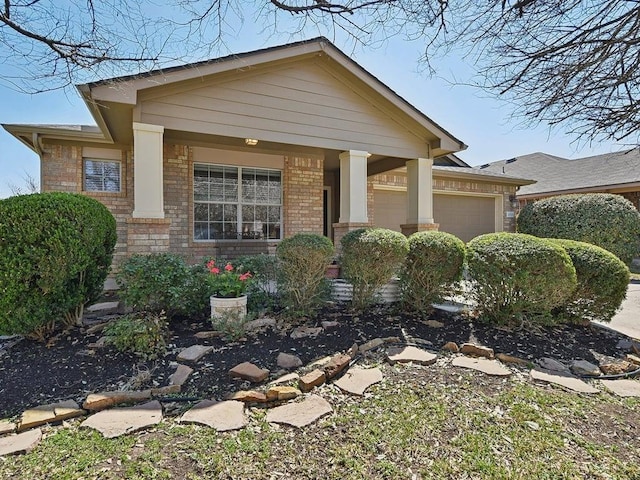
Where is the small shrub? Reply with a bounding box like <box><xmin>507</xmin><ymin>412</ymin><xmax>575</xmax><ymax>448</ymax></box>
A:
<box><xmin>517</xmin><ymin>193</ymin><xmax>640</xmax><ymax>264</ymax></box>
<box><xmin>340</xmin><ymin>228</ymin><xmax>409</xmax><ymax>310</ymax></box>
<box><xmin>400</xmin><ymin>231</ymin><xmax>466</xmax><ymax>312</ymax></box>
<box><xmin>116</xmin><ymin>253</ymin><xmax>209</xmax><ymax>318</ymax></box>
<box><xmin>550</xmin><ymin>239</ymin><xmax>630</xmax><ymax>323</ymax></box>
<box><xmin>276</xmin><ymin>233</ymin><xmax>334</xmax><ymax>316</ymax></box>
<box><xmin>466</xmin><ymin>233</ymin><xmax>577</xmax><ymax>325</ymax></box>
<box><xmin>232</xmin><ymin>254</ymin><xmax>279</xmax><ymax>313</ymax></box>
<box><xmin>0</xmin><ymin>192</ymin><xmax>116</xmax><ymax>339</ymax></box>
<box><xmin>211</xmin><ymin>309</ymin><xmax>251</xmax><ymax>341</ymax></box>
<box><xmin>103</xmin><ymin>312</ymin><xmax>168</xmax><ymax>360</ymax></box>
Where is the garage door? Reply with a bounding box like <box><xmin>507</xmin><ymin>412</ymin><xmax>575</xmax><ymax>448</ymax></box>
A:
<box><xmin>373</xmin><ymin>190</ymin><xmax>496</xmax><ymax>242</ymax></box>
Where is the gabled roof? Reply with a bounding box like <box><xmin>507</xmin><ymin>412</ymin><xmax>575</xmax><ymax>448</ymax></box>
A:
<box><xmin>435</xmin><ymin>165</ymin><xmax>535</xmax><ymax>186</ymax></box>
<box><xmin>480</xmin><ymin>148</ymin><xmax>640</xmax><ymax>196</ymax></box>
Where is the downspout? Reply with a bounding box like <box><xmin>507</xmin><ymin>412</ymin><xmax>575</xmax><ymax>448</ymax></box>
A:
<box><xmin>32</xmin><ymin>132</ymin><xmax>44</xmax><ymax>156</ymax></box>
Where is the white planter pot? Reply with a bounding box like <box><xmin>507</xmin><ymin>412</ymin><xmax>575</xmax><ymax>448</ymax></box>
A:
<box><xmin>210</xmin><ymin>295</ymin><xmax>248</xmax><ymax>319</ymax></box>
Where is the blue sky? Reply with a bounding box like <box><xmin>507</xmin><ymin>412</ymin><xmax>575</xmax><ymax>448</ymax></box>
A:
<box><xmin>0</xmin><ymin>17</ymin><xmax>624</xmax><ymax>198</ymax></box>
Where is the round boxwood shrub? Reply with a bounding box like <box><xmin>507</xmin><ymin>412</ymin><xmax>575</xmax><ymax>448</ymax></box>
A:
<box><xmin>466</xmin><ymin>233</ymin><xmax>577</xmax><ymax>325</ymax></box>
<box><xmin>550</xmin><ymin>239</ymin><xmax>629</xmax><ymax>324</ymax></box>
<box><xmin>117</xmin><ymin>253</ymin><xmax>210</xmax><ymax>318</ymax></box>
<box><xmin>400</xmin><ymin>231</ymin><xmax>466</xmax><ymax>313</ymax></box>
<box><xmin>0</xmin><ymin>192</ymin><xmax>117</xmax><ymax>339</ymax></box>
<box><xmin>340</xmin><ymin>228</ymin><xmax>408</xmax><ymax>310</ymax></box>
<box><xmin>517</xmin><ymin>193</ymin><xmax>640</xmax><ymax>264</ymax></box>
<box><xmin>276</xmin><ymin>233</ymin><xmax>335</xmax><ymax>316</ymax></box>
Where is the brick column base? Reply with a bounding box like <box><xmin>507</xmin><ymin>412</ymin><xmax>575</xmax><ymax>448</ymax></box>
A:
<box><xmin>332</xmin><ymin>222</ymin><xmax>371</xmax><ymax>252</ymax></box>
<box><xmin>400</xmin><ymin>223</ymin><xmax>440</xmax><ymax>237</ymax></box>
<box><xmin>126</xmin><ymin>218</ymin><xmax>171</xmax><ymax>255</ymax></box>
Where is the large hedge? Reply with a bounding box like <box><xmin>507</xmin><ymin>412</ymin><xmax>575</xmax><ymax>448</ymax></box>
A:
<box><xmin>0</xmin><ymin>193</ymin><xmax>117</xmax><ymax>339</ymax></box>
<box><xmin>276</xmin><ymin>233</ymin><xmax>334</xmax><ymax>316</ymax></box>
<box><xmin>466</xmin><ymin>233</ymin><xmax>577</xmax><ymax>325</ymax></box>
<box><xmin>517</xmin><ymin>193</ymin><xmax>640</xmax><ymax>264</ymax></box>
<box><xmin>400</xmin><ymin>231</ymin><xmax>466</xmax><ymax>312</ymax></box>
<box><xmin>550</xmin><ymin>239</ymin><xmax>629</xmax><ymax>324</ymax></box>
<box><xmin>340</xmin><ymin>228</ymin><xmax>408</xmax><ymax>309</ymax></box>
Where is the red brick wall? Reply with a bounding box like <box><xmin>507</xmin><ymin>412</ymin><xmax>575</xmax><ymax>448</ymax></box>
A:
<box><xmin>282</xmin><ymin>155</ymin><xmax>324</xmax><ymax>237</ymax></box>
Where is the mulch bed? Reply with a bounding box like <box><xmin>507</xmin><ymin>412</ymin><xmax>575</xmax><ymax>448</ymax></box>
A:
<box><xmin>0</xmin><ymin>302</ymin><xmax>632</xmax><ymax>418</ymax></box>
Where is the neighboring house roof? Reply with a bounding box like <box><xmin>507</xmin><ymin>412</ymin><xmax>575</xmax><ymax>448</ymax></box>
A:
<box><xmin>479</xmin><ymin>148</ymin><xmax>640</xmax><ymax>196</ymax></box>
<box><xmin>3</xmin><ymin>37</ymin><xmax>466</xmax><ymax>159</ymax></box>
<box><xmin>434</xmin><ymin>165</ymin><xmax>535</xmax><ymax>186</ymax></box>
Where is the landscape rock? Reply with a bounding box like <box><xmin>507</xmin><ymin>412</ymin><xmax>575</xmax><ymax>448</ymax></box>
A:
<box><xmin>359</xmin><ymin>338</ymin><xmax>384</xmax><ymax>353</ymax></box>
<box><xmin>298</xmin><ymin>369</ymin><xmax>326</xmax><ymax>392</ymax></box>
<box><xmin>18</xmin><ymin>400</ymin><xmax>85</xmax><ymax>431</ymax></box>
<box><xmin>601</xmin><ymin>379</ymin><xmax>640</xmax><ymax>397</ymax></box>
<box><xmin>347</xmin><ymin>343</ymin><xmax>359</xmax><ymax>359</ymax></box>
<box><xmin>423</xmin><ymin>320</ymin><xmax>444</xmax><ymax>328</ymax></box>
<box><xmin>83</xmin><ymin>390</ymin><xmax>152</xmax><ymax>411</ymax></box>
<box><xmin>387</xmin><ymin>346</ymin><xmax>437</xmax><ymax>366</ymax></box>
<box><xmin>334</xmin><ymin>367</ymin><xmax>383</xmax><ymax>395</ymax></box>
<box><xmin>382</xmin><ymin>336</ymin><xmax>401</xmax><ymax>344</ymax></box>
<box><xmin>530</xmin><ymin>368</ymin><xmax>599</xmax><ymax>394</ymax></box>
<box><xmin>86</xmin><ymin>301</ymin><xmax>120</xmax><ymax>313</ymax></box>
<box><xmin>0</xmin><ymin>428</ymin><xmax>42</xmax><ymax>456</ymax></box>
<box><xmin>169</xmin><ymin>364</ymin><xmax>194</xmax><ymax>386</ymax></box>
<box><xmin>180</xmin><ymin>400</ymin><xmax>247</xmax><ymax>431</ymax></box>
<box><xmin>538</xmin><ymin>357</ymin><xmax>570</xmax><ymax>373</ymax></box>
<box><xmin>151</xmin><ymin>385</ymin><xmax>181</xmax><ymax>396</ymax></box>
<box><xmin>244</xmin><ymin>317</ymin><xmax>277</xmax><ymax>331</ymax></box>
<box><xmin>321</xmin><ymin>320</ymin><xmax>339</xmax><ymax>329</ymax></box>
<box><xmin>626</xmin><ymin>354</ymin><xmax>640</xmax><ymax>365</ymax></box>
<box><xmin>81</xmin><ymin>401</ymin><xmax>163</xmax><ymax>439</ymax></box>
<box><xmin>0</xmin><ymin>420</ymin><xmax>16</xmax><ymax>435</ymax></box>
<box><xmin>194</xmin><ymin>331</ymin><xmax>222</xmax><ymax>339</ymax></box>
<box><xmin>309</xmin><ymin>356</ymin><xmax>332</xmax><ymax>367</ymax></box>
<box><xmin>571</xmin><ymin>360</ymin><xmax>601</xmax><ymax>377</ymax></box>
<box><xmin>460</xmin><ymin>343</ymin><xmax>494</xmax><ymax>359</ymax></box>
<box><xmin>599</xmin><ymin>361</ymin><xmax>635</xmax><ymax>375</ymax></box>
<box><xmin>228</xmin><ymin>390</ymin><xmax>268</xmax><ymax>403</ymax></box>
<box><xmin>270</xmin><ymin>373</ymin><xmax>299</xmax><ymax>385</ymax></box>
<box><xmin>266</xmin><ymin>386</ymin><xmax>301</xmax><ymax>401</ymax></box>
<box><xmin>176</xmin><ymin>345</ymin><xmax>213</xmax><ymax>363</ymax></box>
<box><xmin>229</xmin><ymin>362</ymin><xmax>270</xmax><ymax>383</ymax></box>
<box><xmin>324</xmin><ymin>354</ymin><xmax>352</xmax><ymax>379</ymax></box>
<box><xmin>496</xmin><ymin>353</ymin><xmax>529</xmax><ymax>366</ymax></box>
<box><xmin>290</xmin><ymin>326</ymin><xmax>323</xmax><ymax>339</ymax></box>
<box><xmin>277</xmin><ymin>352</ymin><xmax>303</xmax><ymax>370</ymax></box>
<box><xmin>442</xmin><ymin>342</ymin><xmax>459</xmax><ymax>353</ymax></box>
<box><xmin>452</xmin><ymin>357</ymin><xmax>512</xmax><ymax>376</ymax></box>
<box><xmin>87</xmin><ymin>337</ymin><xmax>107</xmax><ymax>349</ymax></box>
<box><xmin>265</xmin><ymin>395</ymin><xmax>332</xmax><ymax>428</ymax></box>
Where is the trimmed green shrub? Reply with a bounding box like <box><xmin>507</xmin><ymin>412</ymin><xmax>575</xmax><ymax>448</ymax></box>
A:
<box><xmin>517</xmin><ymin>193</ymin><xmax>640</xmax><ymax>264</ymax></box>
<box><xmin>401</xmin><ymin>231</ymin><xmax>466</xmax><ymax>312</ymax></box>
<box><xmin>231</xmin><ymin>254</ymin><xmax>279</xmax><ymax>313</ymax></box>
<box><xmin>276</xmin><ymin>233</ymin><xmax>334</xmax><ymax>316</ymax></box>
<box><xmin>341</xmin><ymin>228</ymin><xmax>409</xmax><ymax>310</ymax></box>
<box><xmin>117</xmin><ymin>253</ymin><xmax>209</xmax><ymax>318</ymax></box>
<box><xmin>103</xmin><ymin>312</ymin><xmax>168</xmax><ymax>360</ymax></box>
<box><xmin>0</xmin><ymin>193</ymin><xmax>116</xmax><ymax>339</ymax></box>
<box><xmin>466</xmin><ymin>233</ymin><xmax>577</xmax><ymax>325</ymax></box>
<box><xmin>550</xmin><ymin>239</ymin><xmax>629</xmax><ymax>324</ymax></box>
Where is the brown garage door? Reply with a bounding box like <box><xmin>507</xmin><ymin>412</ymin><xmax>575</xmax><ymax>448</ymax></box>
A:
<box><xmin>373</xmin><ymin>190</ymin><xmax>496</xmax><ymax>242</ymax></box>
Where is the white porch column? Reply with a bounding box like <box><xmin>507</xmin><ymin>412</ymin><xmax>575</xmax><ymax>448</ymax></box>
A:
<box><xmin>132</xmin><ymin>122</ymin><xmax>165</xmax><ymax>218</ymax></box>
<box><xmin>406</xmin><ymin>157</ymin><xmax>434</xmax><ymax>224</ymax></box>
<box><xmin>338</xmin><ymin>150</ymin><xmax>369</xmax><ymax>223</ymax></box>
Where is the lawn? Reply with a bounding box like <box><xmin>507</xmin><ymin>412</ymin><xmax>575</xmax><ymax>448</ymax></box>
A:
<box><xmin>2</xmin><ymin>361</ymin><xmax>639</xmax><ymax>480</ymax></box>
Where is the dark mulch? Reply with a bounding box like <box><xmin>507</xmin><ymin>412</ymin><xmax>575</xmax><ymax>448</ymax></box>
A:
<box><xmin>0</xmin><ymin>303</ymin><xmax>633</xmax><ymax>418</ymax></box>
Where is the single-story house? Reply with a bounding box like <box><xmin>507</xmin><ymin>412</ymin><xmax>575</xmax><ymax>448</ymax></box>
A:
<box><xmin>3</xmin><ymin>37</ymin><xmax>533</xmax><ymax>270</ymax></box>
<box><xmin>480</xmin><ymin>148</ymin><xmax>640</xmax><ymax>210</ymax></box>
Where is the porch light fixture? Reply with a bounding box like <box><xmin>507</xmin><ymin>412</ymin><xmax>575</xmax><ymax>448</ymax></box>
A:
<box><xmin>245</xmin><ymin>138</ymin><xmax>259</xmax><ymax>146</ymax></box>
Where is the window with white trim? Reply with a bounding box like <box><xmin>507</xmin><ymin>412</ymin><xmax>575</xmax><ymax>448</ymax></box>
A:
<box><xmin>84</xmin><ymin>159</ymin><xmax>121</xmax><ymax>192</ymax></box>
<box><xmin>194</xmin><ymin>164</ymin><xmax>282</xmax><ymax>240</ymax></box>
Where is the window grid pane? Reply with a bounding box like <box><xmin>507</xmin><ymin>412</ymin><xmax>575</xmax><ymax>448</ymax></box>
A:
<box><xmin>84</xmin><ymin>159</ymin><xmax>120</xmax><ymax>192</ymax></box>
<box><xmin>194</xmin><ymin>164</ymin><xmax>282</xmax><ymax>241</ymax></box>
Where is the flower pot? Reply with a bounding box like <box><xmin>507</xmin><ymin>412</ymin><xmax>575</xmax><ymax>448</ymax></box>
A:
<box><xmin>210</xmin><ymin>295</ymin><xmax>248</xmax><ymax>320</ymax></box>
<box><xmin>325</xmin><ymin>264</ymin><xmax>340</xmax><ymax>279</ymax></box>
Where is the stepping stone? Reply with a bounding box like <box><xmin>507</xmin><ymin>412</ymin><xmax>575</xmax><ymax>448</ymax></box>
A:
<box><xmin>601</xmin><ymin>379</ymin><xmax>640</xmax><ymax>397</ymax></box>
<box><xmin>266</xmin><ymin>386</ymin><xmax>301</xmax><ymax>401</ymax></box>
<box><xmin>530</xmin><ymin>368</ymin><xmax>599</xmax><ymax>394</ymax></box>
<box><xmin>81</xmin><ymin>400</ymin><xmax>163</xmax><ymax>439</ymax></box>
<box><xmin>18</xmin><ymin>400</ymin><xmax>86</xmax><ymax>431</ymax></box>
<box><xmin>387</xmin><ymin>346</ymin><xmax>437</xmax><ymax>365</ymax></box>
<box><xmin>169</xmin><ymin>364</ymin><xmax>194</xmax><ymax>386</ymax></box>
<box><xmin>460</xmin><ymin>343</ymin><xmax>494</xmax><ymax>359</ymax></box>
<box><xmin>291</xmin><ymin>326</ymin><xmax>322</xmax><ymax>339</ymax></box>
<box><xmin>180</xmin><ymin>400</ymin><xmax>247</xmax><ymax>431</ymax></box>
<box><xmin>266</xmin><ymin>395</ymin><xmax>332</xmax><ymax>428</ymax></box>
<box><xmin>571</xmin><ymin>360</ymin><xmax>601</xmax><ymax>377</ymax></box>
<box><xmin>299</xmin><ymin>369</ymin><xmax>326</xmax><ymax>392</ymax></box>
<box><xmin>452</xmin><ymin>357</ymin><xmax>512</xmax><ymax>377</ymax></box>
<box><xmin>229</xmin><ymin>362</ymin><xmax>269</xmax><ymax>383</ymax></box>
<box><xmin>270</xmin><ymin>373</ymin><xmax>299</xmax><ymax>385</ymax></box>
<box><xmin>334</xmin><ymin>367</ymin><xmax>383</xmax><ymax>395</ymax></box>
<box><xmin>0</xmin><ymin>420</ymin><xmax>15</xmax><ymax>435</ymax></box>
<box><xmin>83</xmin><ymin>390</ymin><xmax>152</xmax><ymax>411</ymax></box>
<box><xmin>176</xmin><ymin>345</ymin><xmax>213</xmax><ymax>363</ymax></box>
<box><xmin>324</xmin><ymin>354</ymin><xmax>351</xmax><ymax>379</ymax></box>
<box><xmin>277</xmin><ymin>352</ymin><xmax>303</xmax><ymax>369</ymax></box>
<box><xmin>0</xmin><ymin>429</ymin><xmax>42</xmax><ymax>456</ymax></box>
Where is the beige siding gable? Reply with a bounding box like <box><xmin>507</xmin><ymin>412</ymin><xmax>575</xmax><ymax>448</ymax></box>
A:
<box><xmin>139</xmin><ymin>61</ymin><xmax>428</xmax><ymax>158</ymax></box>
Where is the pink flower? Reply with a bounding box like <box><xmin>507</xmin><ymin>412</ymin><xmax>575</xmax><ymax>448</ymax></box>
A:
<box><xmin>225</xmin><ymin>263</ymin><xmax>233</xmax><ymax>272</ymax></box>
<box><xmin>206</xmin><ymin>260</ymin><xmax>216</xmax><ymax>271</ymax></box>
<box><xmin>211</xmin><ymin>267</ymin><xmax>220</xmax><ymax>274</ymax></box>
<box><xmin>239</xmin><ymin>272</ymin><xmax>252</xmax><ymax>281</ymax></box>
